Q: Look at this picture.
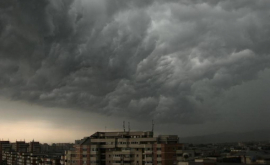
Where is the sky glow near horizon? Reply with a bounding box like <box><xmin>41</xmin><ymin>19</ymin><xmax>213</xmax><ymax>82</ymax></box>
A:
<box><xmin>1</xmin><ymin>0</ymin><xmax>270</xmax><ymax>142</ymax></box>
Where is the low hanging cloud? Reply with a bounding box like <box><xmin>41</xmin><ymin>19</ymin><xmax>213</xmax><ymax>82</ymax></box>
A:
<box><xmin>1</xmin><ymin>0</ymin><xmax>270</xmax><ymax>124</ymax></box>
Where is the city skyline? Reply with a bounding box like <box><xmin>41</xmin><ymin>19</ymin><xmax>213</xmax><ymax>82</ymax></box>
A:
<box><xmin>1</xmin><ymin>0</ymin><xmax>270</xmax><ymax>143</ymax></box>
<box><xmin>2</xmin><ymin>130</ymin><xmax>270</xmax><ymax>165</ymax></box>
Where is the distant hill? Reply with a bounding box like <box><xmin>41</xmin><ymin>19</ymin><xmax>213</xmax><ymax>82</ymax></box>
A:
<box><xmin>179</xmin><ymin>129</ymin><xmax>270</xmax><ymax>144</ymax></box>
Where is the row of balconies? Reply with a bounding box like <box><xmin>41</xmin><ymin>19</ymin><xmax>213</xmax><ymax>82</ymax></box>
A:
<box><xmin>112</xmin><ymin>157</ymin><xmax>133</xmax><ymax>161</ymax></box>
<box><xmin>112</xmin><ymin>163</ymin><xmax>132</xmax><ymax>165</ymax></box>
<box><xmin>144</xmin><ymin>151</ymin><xmax>152</xmax><ymax>154</ymax></box>
<box><xmin>110</xmin><ymin>163</ymin><xmax>153</xmax><ymax>165</ymax></box>
<box><xmin>2</xmin><ymin>157</ymin><xmax>60</xmax><ymax>165</ymax></box>
<box><xmin>97</xmin><ymin>144</ymin><xmax>156</xmax><ymax>149</ymax></box>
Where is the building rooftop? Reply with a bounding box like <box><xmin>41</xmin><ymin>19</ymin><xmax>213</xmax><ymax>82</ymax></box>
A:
<box><xmin>90</xmin><ymin>131</ymin><xmax>154</xmax><ymax>138</ymax></box>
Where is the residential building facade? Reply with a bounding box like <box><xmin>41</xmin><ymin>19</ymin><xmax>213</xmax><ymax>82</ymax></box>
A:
<box><xmin>62</xmin><ymin>131</ymin><xmax>184</xmax><ymax>165</ymax></box>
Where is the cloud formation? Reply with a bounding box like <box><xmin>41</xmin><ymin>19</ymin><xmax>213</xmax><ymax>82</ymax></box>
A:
<box><xmin>1</xmin><ymin>0</ymin><xmax>270</xmax><ymax>124</ymax></box>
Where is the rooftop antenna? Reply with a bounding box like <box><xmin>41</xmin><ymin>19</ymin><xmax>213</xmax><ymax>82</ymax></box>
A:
<box><xmin>128</xmin><ymin>122</ymin><xmax>130</xmax><ymax>132</ymax></box>
<box><xmin>152</xmin><ymin>120</ymin><xmax>154</xmax><ymax>134</ymax></box>
<box><xmin>123</xmin><ymin>121</ymin><xmax>125</xmax><ymax>132</ymax></box>
<box><xmin>105</xmin><ymin>126</ymin><xmax>107</xmax><ymax>132</ymax></box>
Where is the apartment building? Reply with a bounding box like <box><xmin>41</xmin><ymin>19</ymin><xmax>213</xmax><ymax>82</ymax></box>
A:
<box><xmin>0</xmin><ymin>140</ymin><xmax>11</xmax><ymax>163</ymax></box>
<box><xmin>17</xmin><ymin>152</ymin><xmax>30</xmax><ymax>165</ymax></box>
<box><xmin>62</xmin><ymin>131</ymin><xmax>184</xmax><ymax>165</ymax></box>
<box><xmin>38</xmin><ymin>156</ymin><xmax>61</xmax><ymax>165</ymax></box>
<box><xmin>12</xmin><ymin>141</ymin><xmax>29</xmax><ymax>153</ymax></box>
<box><xmin>1</xmin><ymin>141</ymin><xmax>40</xmax><ymax>165</ymax></box>
<box><xmin>1</xmin><ymin>140</ymin><xmax>72</xmax><ymax>165</ymax></box>
<box><xmin>28</xmin><ymin>141</ymin><xmax>41</xmax><ymax>153</ymax></box>
<box><xmin>2</xmin><ymin>151</ymin><xmax>62</xmax><ymax>165</ymax></box>
<box><xmin>2</xmin><ymin>151</ymin><xmax>17</xmax><ymax>165</ymax></box>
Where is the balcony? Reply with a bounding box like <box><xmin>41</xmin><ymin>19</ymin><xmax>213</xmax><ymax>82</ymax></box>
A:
<box><xmin>91</xmin><ymin>163</ymin><xmax>98</xmax><ymax>165</ymax></box>
<box><xmin>144</xmin><ymin>151</ymin><xmax>152</xmax><ymax>154</ymax></box>
<box><xmin>91</xmin><ymin>151</ymin><xmax>99</xmax><ymax>154</ymax></box>
<box><xmin>113</xmin><ymin>157</ymin><xmax>121</xmax><ymax>161</ymax></box>
<box><xmin>112</xmin><ymin>163</ymin><xmax>131</xmax><ymax>165</ymax></box>
<box><xmin>176</xmin><ymin>150</ymin><xmax>183</xmax><ymax>154</ymax></box>
<box><xmin>113</xmin><ymin>163</ymin><xmax>121</xmax><ymax>165</ymax></box>
<box><xmin>128</xmin><ymin>144</ymin><xmax>144</xmax><ymax>148</ymax></box>
<box><xmin>144</xmin><ymin>144</ymin><xmax>153</xmax><ymax>148</ymax></box>
<box><xmin>113</xmin><ymin>151</ymin><xmax>132</xmax><ymax>155</ymax></box>
<box><xmin>145</xmin><ymin>157</ymin><xmax>152</xmax><ymax>161</ymax></box>
<box><xmin>124</xmin><ymin>157</ymin><xmax>132</xmax><ymax>161</ymax></box>
<box><xmin>91</xmin><ymin>156</ymin><xmax>99</xmax><ymax>161</ymax></box>
<box><xmin>100</xmin><ymin>144</ymin><xmax>115</xmax><ymax>148</ymax></box>
<box><xmin>177</xmin><ymin>157</ymin><xmax>186</xmax><ymax>161</ymax></box>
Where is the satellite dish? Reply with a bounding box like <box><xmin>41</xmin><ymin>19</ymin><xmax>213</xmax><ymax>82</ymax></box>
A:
<box><xmin>183</xmin><ymin>153</ymin><xmax>189</xmax><ymax>159</ymax></box>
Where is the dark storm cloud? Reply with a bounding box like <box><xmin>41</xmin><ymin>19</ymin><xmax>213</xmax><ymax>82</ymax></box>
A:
<box><xmin>1</xmin><ymin>0</ymin><xmax>270</xmax><ymax>124</ymax></box>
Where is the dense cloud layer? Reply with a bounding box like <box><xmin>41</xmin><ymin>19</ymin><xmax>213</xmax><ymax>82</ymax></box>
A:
<box><xmin>1</xmin><ymin>0</ymin><xmax>270</xmax><ymax>124</ymax></box>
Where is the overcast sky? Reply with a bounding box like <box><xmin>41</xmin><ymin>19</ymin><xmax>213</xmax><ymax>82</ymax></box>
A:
<box><xmin>1</xmin><ymin>0</ymin><xmax>270</xmax><ymax>143</ymax></box>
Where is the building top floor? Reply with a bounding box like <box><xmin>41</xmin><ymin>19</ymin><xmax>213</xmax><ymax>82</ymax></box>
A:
<box><xmin>75</xmin><ymin>131</ymin><xmax>180</xmax><ymax>146</ymax></box>
<box><xmin>0</xmin><ymin>141</ymin><xmax>10</xmax><ymax>144</ymax></box>
<box><xmin>90</xmin><ymin>131</ymin><xmax>154</xmax><ymax>139</ymax></box>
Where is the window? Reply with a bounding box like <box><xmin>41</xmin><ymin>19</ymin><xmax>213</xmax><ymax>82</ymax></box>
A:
<box><xmin>91</xmin><ymin>148</ymin><xmax>99</xmax><ymax>151</ymax></box>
